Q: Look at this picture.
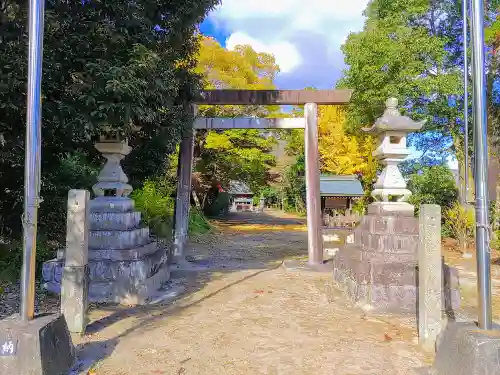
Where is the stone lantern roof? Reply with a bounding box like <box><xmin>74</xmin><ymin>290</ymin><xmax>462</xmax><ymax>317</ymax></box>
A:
<box><xmin>362</xmin><ymin>98</ymin><xmax>426</xmax><ymax>134</ymax></box>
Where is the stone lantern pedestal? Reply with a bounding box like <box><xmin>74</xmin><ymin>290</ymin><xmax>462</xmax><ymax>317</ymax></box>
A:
<box><xmin>42</xmin><ymin>137</ymin><xmax>170</xmax><ymax>305</ymax></box>
<box><xmin>332</xmin><ymin>98</ymin><xmax>460</xmax><ymax>313</ymax></box>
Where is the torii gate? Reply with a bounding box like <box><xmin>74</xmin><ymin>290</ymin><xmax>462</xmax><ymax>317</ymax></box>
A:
<box><xmin>172</xmin><ymin>89</ymin><xmax>353</xmax><ymax>267</ymax></box>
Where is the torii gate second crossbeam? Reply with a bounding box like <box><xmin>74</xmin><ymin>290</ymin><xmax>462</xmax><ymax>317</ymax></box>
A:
<box><xmin>172</xmin><ymin>89</ymin><xmax>353</xmax><ymax>268</ymax></box>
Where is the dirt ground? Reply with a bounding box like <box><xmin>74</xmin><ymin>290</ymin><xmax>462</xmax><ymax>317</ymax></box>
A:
<box><xmin>441</xmin><ymin>239</ymin><xmax>500</xmax><ymax>322</ymax></box>
<box><xmin>71</xmin><ymin>210</ymin><xmax>431</xmax><ymax>375</ymax></box>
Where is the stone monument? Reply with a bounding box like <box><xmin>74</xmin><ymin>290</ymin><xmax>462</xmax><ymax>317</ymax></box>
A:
<box><xmin>332</xmin><ymin>98</ymin><xmax>459</xmax><ymax>313</ymax></box>
<box><xmin>43</xmin><ymin>136</ymin><xmax>170</xmax><ymax>305</ymax></box>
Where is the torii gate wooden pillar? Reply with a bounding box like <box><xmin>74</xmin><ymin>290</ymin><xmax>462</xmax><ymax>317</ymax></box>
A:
<box><xmin>172</xmin><ymin>89</ymin><xmax>353</xmax><ymax>267</ymax></box>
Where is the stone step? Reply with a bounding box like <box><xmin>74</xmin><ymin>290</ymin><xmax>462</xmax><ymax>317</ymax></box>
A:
<box><xmin>90</xmin><ymin>197</ymin><xmax>135</xmax><ymax>213</ymax></box>
<box><xmin>334</xmin><ymin>249</ymin><xmax>417</xmax><ymax>285</ymax></box>
<box><xmin>90</xmin><ymin>211</ymin><xmax>142</xmax><ymax>231</ymax></box>
<box><xmin>89</xmin><ymin>227</ymin><xmax>150</xmax><ymax>250</ymax></box>
<box><xmin>89</xmin><ymin>262</ymin><xmax>171</xmax><ymax>304</ymax></box>
<box><xmin>88</xmin><ymin>241</ymin><xmax>160</xmax><ymax>261</ymax></box>
<box><xmin>88</xmin><ymin>248</ymin><xmax>167</xmax><ymax>283</ymax></box>
<box><xmin>41</xmin><ymin>248</ymin><xmax>171</xmax><ymax>304</ymax></box>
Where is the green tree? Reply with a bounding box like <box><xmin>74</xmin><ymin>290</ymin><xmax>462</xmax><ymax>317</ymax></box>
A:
<box><xmin>339</xmin><ymin>0</ymin><xmax>500</xmax><ymax>206</ymax></box>
<box><xmin>407</xmin><ymin>165</ymin><xmax>458</xmax><ymax>209</ymax></box>
<box><xmin>339</xmin><ymin>0</ymin><xmax>460</xmax><ymax>127</ymax></box>
<box><xmin>196</xmin><ymin>129</ymin><xmax>277</xmax><ymax>193</ymax></box>
<box><xmin>282</xmin><ymin>154</ymin><xmax>306</xmax><ymax>213</ymax></box>
<box><xmin>0</xmin><ymin>1</ymin><xmax>218</xmax><ymax>240</ymax></box>
<box><xmin>337</xmin><ymin>0</ymin><xmax>465</xmax><ymax>198</ymax></box>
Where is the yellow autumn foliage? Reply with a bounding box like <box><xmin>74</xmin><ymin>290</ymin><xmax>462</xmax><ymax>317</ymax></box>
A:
<box><xmin>318</xmin><ymin>106</ymin><xmax>376</xmax><ymax>180</ymax></box>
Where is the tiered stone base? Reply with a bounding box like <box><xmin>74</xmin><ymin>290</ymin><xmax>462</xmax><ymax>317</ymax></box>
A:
<box><xmin>332</xmin><ymin>207</ymin><xmax>460</xmax><ymax>313</ymax></box>
<box><xmin>42</xmin><ymin>197</ymin><xmax>170</xmax><ymax>305</ymax></box>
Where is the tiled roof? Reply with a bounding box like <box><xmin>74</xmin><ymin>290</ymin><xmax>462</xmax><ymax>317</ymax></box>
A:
<box><xmin>320</xmin><ymin>175</ymin><xmax>364</xmax><ymax>197</ymax></box>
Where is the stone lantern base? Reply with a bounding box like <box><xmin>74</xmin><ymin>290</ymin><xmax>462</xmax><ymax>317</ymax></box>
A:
<box><xmin>87</xmin><ymin>196</ymin><xmax>170</xmax><ymax>304</ymax></box>
<box><xmin>332</xmin><ymin>204</ymin><xmax>460</xmax><ymax>313</ymax></box>
<box><xmin>367</xmin><ymin>201</ymin><xmax>415</xmax><ymax>217</ymax></box>
<box><xmin>43</xmin><ymin>196</ymin><xmax>171</xmax><ymax>305</ymax></box>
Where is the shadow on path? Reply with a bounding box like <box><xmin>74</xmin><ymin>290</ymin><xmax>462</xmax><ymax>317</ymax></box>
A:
<box><xmin>71</xmin><ymin>210</ymin><xmax>310</xmax><ymax>373</ymax></box>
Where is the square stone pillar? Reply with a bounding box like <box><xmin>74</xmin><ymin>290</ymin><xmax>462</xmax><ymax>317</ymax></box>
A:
<box><xmin>60</xmin><ymin>189</ymin><xmax>90</xmax><ymax>334</ymax></box>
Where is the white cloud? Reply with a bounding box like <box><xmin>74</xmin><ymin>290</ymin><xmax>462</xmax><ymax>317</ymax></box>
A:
<box><xmin>214</xmin><ymin>0</ymin><xmax>368</xmax><ymax>25</ymax></box>
<box><xmin>208</xmin><ymin>0</ymin><xmax>369</xmax><ymax>88</ymax></box>
<box><xmin>226</xmin><ymin>32</ymin><xmax>301</xmax><ymax>73</ymax></box>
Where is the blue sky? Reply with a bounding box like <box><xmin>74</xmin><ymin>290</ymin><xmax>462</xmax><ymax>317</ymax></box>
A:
<box><xmin>199</xmin><ymin>1</ymin><xmax>458</xmax><ymax>170</ymax></box>
<box><xmin>200</xmin><ymin>0</ymin><xmax>369</xmax><ymax>89</ymax></box>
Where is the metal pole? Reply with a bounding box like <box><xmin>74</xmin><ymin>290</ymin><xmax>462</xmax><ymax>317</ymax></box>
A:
<box><xmin>470</xmin><ymin>0</ymin><xmax>492</xmax><ymax>330</ymax></box>
<box><xmin>469</xmin><ymin>0</ymin><xmax>476</xmax><ymax>180</ymax></box>
<box><xmin>463</xmin><ymin>0</ymin><xmax>469</xmax><ymax>203</ymax></box>
<box><xmin>304</xmin><ymin>103</ymin><xmax>323</xmax><ymax>265</ymax></box>
<box><xmin>20</xmin><ymin>0</ymin><xmax>46</xmax><ymax>321</ymax></box>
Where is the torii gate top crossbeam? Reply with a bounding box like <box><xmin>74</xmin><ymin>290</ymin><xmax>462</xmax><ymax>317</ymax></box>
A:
<box><xmin>194</xmin><ymin>117</ymin><xmax>305</xmax><ymax>129</ymax></box>
<box><xmin>196</xmin><ymin>89</ymin><xmax>353</xmax><ymax>105</ymax></box>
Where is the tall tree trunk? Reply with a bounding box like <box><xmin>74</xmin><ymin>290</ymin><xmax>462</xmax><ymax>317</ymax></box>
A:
<box><xmin>495</xmin><ymin>182</ymin><xmax>500</xmax><ymax>230</ymax></box>
<box><xmin>486</xmin><ymin>38</ymin><xmax>500</xmax><ymax>227</ymax></box>
<box><xmin>453</xmin><ymin>135</ymin><xmax>467</xmax><ymax>204</ymax></box>
<box><xmin>488</xmin><ymin>140</ymin><xmax>500</xmax><ymax>230</ymax></box>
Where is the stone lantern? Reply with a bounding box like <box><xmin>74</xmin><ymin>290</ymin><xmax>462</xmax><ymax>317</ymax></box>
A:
<box><xmin>91</xmin><ymin>134</ymin><xmax>133</xmax><ymax>200</ymax></box>
<box><xmin>331</xmin><ymin>97</ymin><xmax>460</xmax><ymax>314</ymax></box>
<box><xmin>42</xmin><ymin>133</ymin><xmax>170</xmax><ymax>305</ymax></box>
<box><xmin>362</xmin><ymin>98</ymin><xmax>425</xmax><ymax>216</ymax></box>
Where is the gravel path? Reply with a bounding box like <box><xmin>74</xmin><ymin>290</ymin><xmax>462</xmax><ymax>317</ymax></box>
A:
<box><xmin>70</xmin><ymin>211</ymin><xmax>430</xmax><ymax>375</ymax></box>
